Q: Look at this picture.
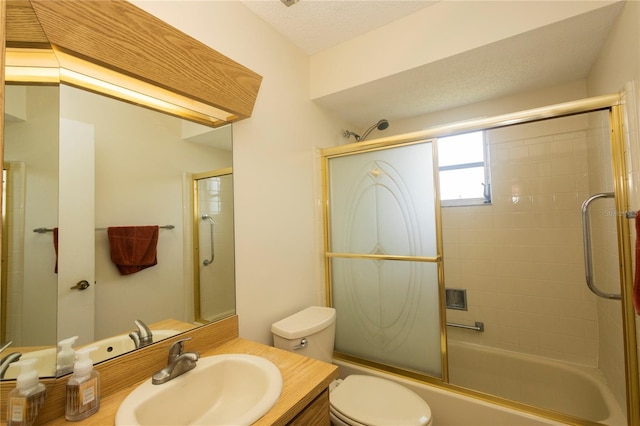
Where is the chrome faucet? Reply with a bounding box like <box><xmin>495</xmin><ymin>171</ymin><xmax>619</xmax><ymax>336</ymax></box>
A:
<box><xmin>129</xmin><ymin>319</ymin><xmax>153</xmax><ymax>349</ymax></box>
<box><xmin>0</xmin><ymin>341</ymin><xmax>22</xmax><ymax>379</ymax></box>
<box><xmin>152</xmin><ymin>338</ymin><xmax>199</xmax><ymax>385</ymax></box>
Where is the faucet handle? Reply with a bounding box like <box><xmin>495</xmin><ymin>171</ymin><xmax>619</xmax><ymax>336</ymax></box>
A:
<box><xmin>168</xmin><ymin>337</ymin><xmax>192</xmax><ymax>362</ymax></box>
<box><xmin>129</xmin><ymin>331</ymin><xmax>141</xmax><ymax>349</ymax></box>
<box><xmin>134</xmin><ymin>320</ymin><xmax>152</xmax><ymax>339</ymax></box>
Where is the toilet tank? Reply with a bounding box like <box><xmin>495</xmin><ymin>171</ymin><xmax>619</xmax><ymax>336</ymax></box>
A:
<box><xmin>271</xmin><ymin>306</ymin><xmax>336</xmax><ymax>363</ymax></box>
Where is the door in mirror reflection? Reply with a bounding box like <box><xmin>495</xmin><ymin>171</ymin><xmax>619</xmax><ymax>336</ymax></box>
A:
<box><xmin>193</xmin><ymin>171</ymin><xmax>235</xmax><ymax>323</ymax></box>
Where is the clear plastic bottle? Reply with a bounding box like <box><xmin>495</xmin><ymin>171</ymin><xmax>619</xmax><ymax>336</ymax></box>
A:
<box><xmin>6</xmin><ymin>358</ymin><xmax>47</xmax><ymax>426</ymax></box>
<box><xmin>56</xmin><ymin>335</ymin><xmax>78</xmax><ymax>376</ymax></box>
<box><xmin>65</xmin><ymin>346</ymin><xmax>100</xmax><ymax>421</ymax></box>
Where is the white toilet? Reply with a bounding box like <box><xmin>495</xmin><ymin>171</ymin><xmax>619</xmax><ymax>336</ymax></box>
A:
<box><xmin>272</xmin><ymin>306</ymin><xmax>433</xmax><ymax>426</ymax></box>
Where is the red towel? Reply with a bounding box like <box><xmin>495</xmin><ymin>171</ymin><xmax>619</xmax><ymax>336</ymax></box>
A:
<box><xmin>634</xmin><ymin>215</ymin><xmax>640</xmax><ymax>314</ymax></box>
<box><xmin>107</xmin><ymin>226</ymin><xmax>159</xmax><ymax>275</ymax></box>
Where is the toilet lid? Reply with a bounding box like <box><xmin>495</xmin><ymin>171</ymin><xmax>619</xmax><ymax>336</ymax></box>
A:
<box><xmin>330</xmin><ymin>375</ymin><xmax>432</xmax><ymax>426</ymax></box>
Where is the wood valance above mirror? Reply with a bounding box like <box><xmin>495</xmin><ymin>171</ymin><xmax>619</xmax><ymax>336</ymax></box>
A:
<box><xmin>6</xmin><ymin>0</ymin><xmax>262</xmax><ymax>124</ymax></box>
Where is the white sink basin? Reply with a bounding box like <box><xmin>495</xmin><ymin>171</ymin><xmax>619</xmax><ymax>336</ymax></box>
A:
<box><xmin>91</xmin><ymin>330</ymin><xmax>180</xmax><ymax>364</ymax></box>
<box><xmin>3</xmin><ymin>347</ymin><xmax>57</xmax><ymax>379</ymax></box>
<box><xmin>115</xmin><ymin>354</ymin><xmax>283</xmax><ymax>426</ymax></box>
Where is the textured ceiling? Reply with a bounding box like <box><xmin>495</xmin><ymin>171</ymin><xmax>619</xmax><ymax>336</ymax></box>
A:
<box><xmin>241</xmin><ymin>0</ymin><xmax>438</xmax><ymax>55</ymax></box>
<box><xmin>241</xmin><ymin>0</ymin><xmax>624</xmax><ymax>129</ymax></box>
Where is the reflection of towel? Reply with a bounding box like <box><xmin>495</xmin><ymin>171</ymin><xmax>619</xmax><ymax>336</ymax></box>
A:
<box><xmin>634</xmin><ymin>215</ymin><xmax>640</xmax><ymax>314</ymax></box>
<box><xmin>107</xmin><ymin>226</ymin><xmax>159</xmax><ymax>275</ymax></box>
<box><xmin>54</xmin><ymin>228</ymin><xmax>59</xmax><ymax>274</ymax></box>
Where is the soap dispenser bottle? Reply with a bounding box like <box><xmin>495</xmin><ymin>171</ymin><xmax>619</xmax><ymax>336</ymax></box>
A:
<box><xmin>65</xmin><ymin>346</ymin><xmax>100</xmax><ymax>421</ymax></box>
<box><xmin>6</xmin><ymin>358</ymin><xmax>47</xmax><ymax>426</ymax></box>
<box><xmin>56</xmin><ymin>335</ymin><xmax>78</xmax><ymax>376</ymax></box>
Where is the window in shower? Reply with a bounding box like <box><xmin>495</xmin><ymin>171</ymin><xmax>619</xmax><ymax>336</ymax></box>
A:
<box><xmin>438</xmin><ymin>131</ymin><xmax>491</xmax><ymax>206</ymax></box>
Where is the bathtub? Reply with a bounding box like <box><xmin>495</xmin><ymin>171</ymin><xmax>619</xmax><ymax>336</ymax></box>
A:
<box><xmin>334</xmin><ymin>342</ymin><xmax>626</xmax><ymax>426</ymax></box>
<box><xmin>447</xmin><ymin>340</ymin><xmax>626</xmax><ymax>425</ymax></box>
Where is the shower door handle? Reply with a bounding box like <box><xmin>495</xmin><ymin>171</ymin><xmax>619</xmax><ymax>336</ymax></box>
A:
<box><xmin>580</xmin><ymin>192</ymin><xmax>621</xmax><ymax>300</ymax></box>
<box><xmin>201</xmin><ymin>214</ymin><xmax>215</xmax><ymax>267</ymax></box>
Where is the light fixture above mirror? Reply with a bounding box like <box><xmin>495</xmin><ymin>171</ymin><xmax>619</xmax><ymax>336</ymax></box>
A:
<box><xmin>5</xmin><ymin>48</ymin><xmax>233</xmax><ymax>127</ymax></box>
<box><xmin>6</xmin><ymin>0</ymin><xmax>262</xmax><ymax>128</ymax></box>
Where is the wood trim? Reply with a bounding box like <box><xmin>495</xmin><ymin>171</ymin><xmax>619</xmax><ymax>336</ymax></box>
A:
<box><xmin>7</xmin><ymin>0</ymin><xmax>262</xmax><ymax>122</ymax></box>
<box><xmin>5</xmin><ymin>0</ymin><xmax>49</xmax><ymax>48</ymax></box>
<box><xmin>288</xmin><ymin>389</ymin><xmax>331</xmax><ymax>426</ymax></box>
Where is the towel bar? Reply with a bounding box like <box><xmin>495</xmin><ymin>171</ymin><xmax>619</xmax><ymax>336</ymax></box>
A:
<box><xmin>34</xmin><ymin>225</ymin><xmax>175</xmax><ymax>233</ymax></box>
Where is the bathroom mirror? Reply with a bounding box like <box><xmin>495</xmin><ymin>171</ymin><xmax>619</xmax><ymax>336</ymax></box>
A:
<box><xmin>2</xmin><ymin>0</ymin><xmax>260</xmax><ymax>380</ymax></box>
<box><xmin>2</xmin><ymin>81</ymin><xmax>235</xmax><ymax>380</ymax></box>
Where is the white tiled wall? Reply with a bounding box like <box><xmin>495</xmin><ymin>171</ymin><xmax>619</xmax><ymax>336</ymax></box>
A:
<box><xmin>444</xmin><ymin>113</ymin><xmax>606</xmax><ymax>367</ymax></box>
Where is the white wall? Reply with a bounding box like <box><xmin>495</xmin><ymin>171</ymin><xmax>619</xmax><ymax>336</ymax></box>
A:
<box><xmin>60</xmin><ymin>85</ymin><xmax>233</xmax><ymax>340</ymax></box>
<box><xmin>132</xmin><ymin>1</ymin><xmax>347</xmax><ymax>344</ymax></box>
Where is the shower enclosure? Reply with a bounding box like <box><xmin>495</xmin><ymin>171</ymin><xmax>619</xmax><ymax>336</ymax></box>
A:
<box><xmin>323</xmin><ymin>95</ymin><xmax>638</xmax><ymax>425</ymax></box>
<box><xmin>192</xmin><ymin>169</ymin><xmax>235</xmax><ymax>323</ymax></box>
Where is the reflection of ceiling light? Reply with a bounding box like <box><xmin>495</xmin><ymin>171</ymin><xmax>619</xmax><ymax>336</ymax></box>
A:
<box><xmin>5</xmin><ymin>47</ymin><xmax>232</xmax><ymax>128</ymax></box>
<box><xmin>5</xmin><ymin>48</ymin><xmax>59</xmax><ymax>83</ymax></box>
<box><xmin>281</xmin><ymin>0</ymin><xmax>299</xmax><ymax>7</ymax></box>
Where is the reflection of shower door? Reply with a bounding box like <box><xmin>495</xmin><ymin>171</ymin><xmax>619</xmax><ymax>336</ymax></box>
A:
<box><xmin>325</xmin><ymin>141</ymin><xmax>444</xmax><ymax>378</ymax></box>
<box><xmin>193</xmin><ymin>169</ymin><xmax>235</xmax><ymax>323</ymax></box>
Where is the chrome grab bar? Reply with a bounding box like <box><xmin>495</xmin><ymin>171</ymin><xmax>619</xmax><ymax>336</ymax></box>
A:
<box><xmin>580</xmin><ymin>192</ymin><xmax>621</xmax><ymax>300</ymax></box>
<box><xmin>201</xmin><ymin>214</ymin><xmax>215</xmax><ymax>266</ymax></box>
<box><xmin>446</xmin><ymin>321</ymin><xmax>484</xmax><ymax>332</ymax></box>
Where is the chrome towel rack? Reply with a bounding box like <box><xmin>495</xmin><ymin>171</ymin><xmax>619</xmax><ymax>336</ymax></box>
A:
<box><xmin>580</xmin><ymin>192</ymin><xmax>621</xmax><ymax>300</ymax></box>
<box><xmin>96</xmin><ymin>225</ymin><xmax>174</xmax><ymax>231</ymax></box>
<box><xmin>33</xmin><ymin>225</ymin><xmax>175</xmax><ymax>233</ymax></box>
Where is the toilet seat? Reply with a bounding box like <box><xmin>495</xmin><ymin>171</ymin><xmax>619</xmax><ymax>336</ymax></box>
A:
<box><xmin>330</xmin><ymin>375</ymin><xmax>432</xmax><ymax>426</ymax></box>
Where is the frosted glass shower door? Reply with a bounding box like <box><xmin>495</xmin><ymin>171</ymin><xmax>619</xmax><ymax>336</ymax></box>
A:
<box><xmin>194</xmin><ymin>172</ymin><xmax>235</xmax><ymax>323</ymax></box>
<box><xmin>327</xmin><ymin>141</ymin><xmax>442</xmax><ymax>377</ymax></box>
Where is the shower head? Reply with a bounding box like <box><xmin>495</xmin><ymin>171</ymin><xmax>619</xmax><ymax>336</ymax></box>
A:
<box><xmin>375</xmin><ymin>119</ymin><xmax>390</xmax><ymax>131</ymax></box>
<box><xmin>343</xmin><ymin>119</ymin><xmax>390</xmax><ymax>142</ymax></box>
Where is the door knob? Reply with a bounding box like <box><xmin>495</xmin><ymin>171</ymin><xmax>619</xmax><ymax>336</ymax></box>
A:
<box><xmin>70</xmin><ymin>280</ymin><xmax>90</xmax><ymax>290</ymax></box>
